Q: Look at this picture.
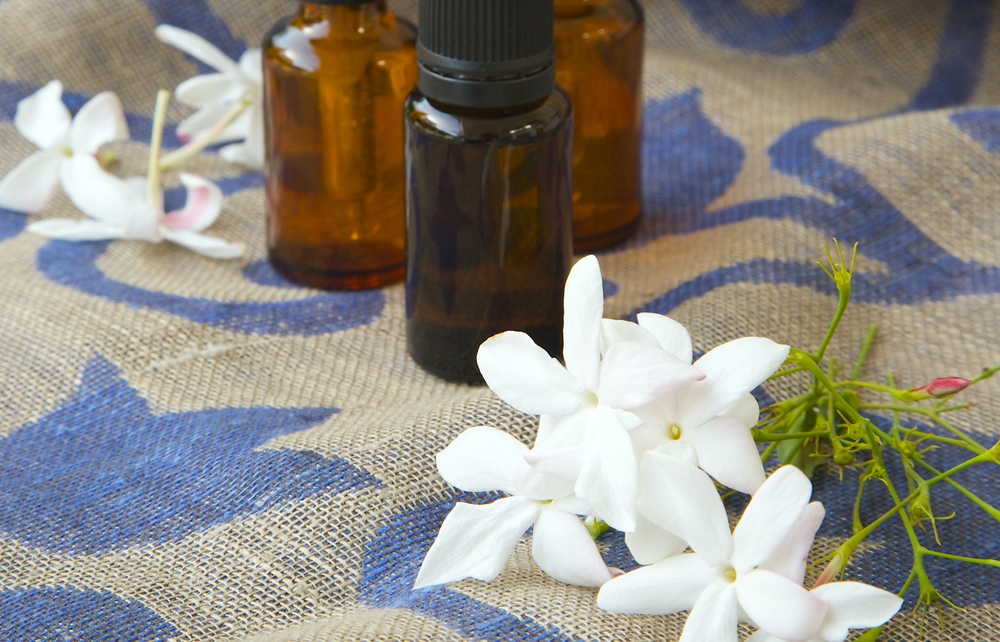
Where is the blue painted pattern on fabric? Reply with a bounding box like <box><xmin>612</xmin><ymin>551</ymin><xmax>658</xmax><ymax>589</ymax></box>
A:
<box><xmin>0</xmin><ymin>208</ymin><xmax>25</xmax><ymax>243</ymax></box>
<box><xmin>243</xmin><ymin>259</ymin><xmax>300</xmax><ymax>289</ymax></box>
<box><xmin>952</xmin><ymin>108</ymin><xmax>1000</xmax><ymax>154</ymax></box>
<box><xmin>675</xmin><ymin>0</ymin><xmax>857</xmax><ymax>55</ymax></box>
<box><xmin>140</xmin><ymin>0</ymin><xmax>246</xmax><ymax>66</ymax></box>
<box><xmin>0</xmin><ymin>587</ymin><xmax>180</xmax><ymax>642</ymax></box>
<box><xmin>37</xmin><ymin>240</ymin><xmax>385</xmax><ymax>336</ymax></box>
<box><xmin>0</xmin><ymin>356</ymin><xmax>378</xmax><ymax>555</ymax></box>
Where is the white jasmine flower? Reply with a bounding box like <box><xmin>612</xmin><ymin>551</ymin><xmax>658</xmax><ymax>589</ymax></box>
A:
<box><xmin>599</xmin><ymin>462</ymin><xmax>830</xmax><ymax>642</ymax></box>
<box><xmin>28</xmin><ymin>171</ymin><xmax>244</xmax><ymax>259</ymax></box>
<box><xmin>414</xmin><ymin>427</ymin><xmax>616</xmax><ymax>589</ymax></box>
<box><xmin>0</xmin><ymin>80</ymin><xmax>128</xmax><ymax>213</ymax></box>
<box><xmin>477</xmin><ymin>256</ymin><xmax>705</xmax><ymax>532</ymax></box>
<box><xmin>155</xmin><ymin>25</ymin><xmax>263</xmax><ymax>168</ymax></box>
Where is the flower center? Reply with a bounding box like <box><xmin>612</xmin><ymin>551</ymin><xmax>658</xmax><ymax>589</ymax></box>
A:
<box><xmin>722</xmin><ymin>565</ymin><xmax>737</xmax><ymax>583</ymax></box>
<box><xmin>668</xmin><ymin>424</ymin><xmax>682</xmax><ymax>440</ymax></box>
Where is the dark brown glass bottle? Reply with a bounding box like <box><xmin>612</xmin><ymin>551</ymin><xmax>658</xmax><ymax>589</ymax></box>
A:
<box><xmin>554</xmin><ymin>0</ymin><xmax>643</xmax><ymax>252</ymax></box>
<box><xmin>263</xmin><ymin>1</ymin><xmax>417</xmax><ymax>290</ymax></box>
<box><xmin>405</xmin><ymin>0</ymin><xmax>574</xmax><ymax>384</ymax></box>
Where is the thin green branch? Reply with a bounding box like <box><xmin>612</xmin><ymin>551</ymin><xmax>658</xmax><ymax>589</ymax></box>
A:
<box><xmin>146</xmin><ymin>89</ymin><xmax>171</xmax><ymax>213</ymax></box>
<box><xmin>851</xmin><ymin>325</ymin><xmax>878</xmax><ymax>379</ymax></box>
<box><xmin>920</xmin><ymin>549</ymin><xmax>1000</xmax><ymax>568</ymax></box>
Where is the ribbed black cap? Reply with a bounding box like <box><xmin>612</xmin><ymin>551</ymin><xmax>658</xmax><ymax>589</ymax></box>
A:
<box><xmin>417</xmin><ymin>0</ymin><xmax>556</xmax><ymax>108</ymax></box>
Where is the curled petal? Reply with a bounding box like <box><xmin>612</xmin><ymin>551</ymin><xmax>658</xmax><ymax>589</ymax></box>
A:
<box><xmin>0</xmin><ymin>151</ymin><xmax>63</xmax><ymax>213</ymax></box>
<box><xmin>532</xmin><ymin>506</ymin><xmax>612</xmax><ymax>587</ymax></box>
<box><xmin>413</xmin><ymin>497</ymin><xmax>540</xmax><ymax>588</ymax></box>
<box><xmin>686</xmin><ymin>416</ymin><xmax>766</xmax><ymax>495</ymax></box>
<box><xmin>155</xmin><ymin>25</ymin><xmax>242</xmax><ymax>75</ymax></box>
<box><xmin>436</xmin><ymin>427</ymin><xmax>527</xmax><ymax>495</ymax></box>
<box><xmin>598</xmin><ymin>553</ymin><xmax>716</xmax><ymax>615</ymax></box>
<box><xmin>638</xmin><ymin>452</ymin><xmax>732</xmax><ymax>564</ymax></box>
<box><xmin>598</xmin><ymin>341</ymin><xmax>705</xmax><ymax>410</ymax></box>
<box><xmin>575</xmin><ymin>406</ymin><xmax>638</xmax><ymax>532</ymax></box>
<box><xmin>563</xmin><ymin>255</ymin><xmax>603</xmax><ymax>391</ymax></box>
<box><xmin>811</xmin><ymin>581</ymin><xmax>903</xmax><ymax>641</ymax></box>
<box><xmin>680</xmin><ymin>582</ymin><xmax>739</xmax><ymax>642</ymax></box>
<box><xmin>69</xmin><ymin>92</ymin><xmax>129</xmax><ymax>155</ymax></box>
<box><xmin>625</xmin><ymin>511</ymin><xmax>688</xmax><ymax>565</ymax></box>
<box><xmin>27</xmin><ymin>218</ymin><xmax>123</xmax><ymax>241</ymax></box>
<box><xmin>599</xmin><ymin>318</ymin><xmax>658</xmax><ymax>356</ymax></box>
<box><xmin>732</xmin><ymin>466</ymin><xmax>812</xmax><ymax>573</ymax></box>
<box><xmin>636</xmin><ymin>312</ymin><xmax>693</xmax><ymax>364</ymax></box>
<box><xmin>163</xmin><ymin>173</ymin><xmax>223</xmax><ymax>232</ymax></box>
<box><xmin>15</xmin><ymin>80</ymin><xmax>70</xmax><ymax>150</ymax></box>
<box><xmin>161</xmin><ymin>228</ymin><xmax>245</xmax><ymax>259</ymax></box>
<box><xmin>60</xmin><ymin>155</ymin><xmax>141</xmax><ymax>225</ymax></box>
<box><xmin>759</xmin><ymin>501</ymin><xmax>825</xmax><ymax>585</ymax></box>
<box><xmin>720</xmin><ymin>393</ymin><xmax>761</xmax><ymax>428</ymax></box>
<box><xmin>736</xmin><ymin>569</ymin><xmax>827</xmax><ymax>642</ymax></box>
<box><xmin>478</xmin><ymin>331</ymin><xmax>587</xmax><ymax>416</ymax></box>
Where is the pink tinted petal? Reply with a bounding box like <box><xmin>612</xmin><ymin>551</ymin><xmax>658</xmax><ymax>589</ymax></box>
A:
<box><xmin>562</xmin><ymin>255</ymin><xmax>603</xmax><ymax>391</ymax></box>
<box><xmin>0</xmin><ymin>151</ymin><xmax>63</xmax><ymax>213</ymax></box>
<box><xmin>599</xmin><ymin>318</ymin><xmax>658</xmax><ymax>356</ymax></box>
<box><xmin>155</xmin><ymin>25</ymin><xmax>242</xmax><ymax>74</ymax></box>
<box><xmin>27</xmin><ymin>218</ymin><xmax>123</xmax><ymax>240</ymax></box>
<box><xmin>680</xmin><ymin>582</ymin><xmax>739</xmax><ymax>642</ymax></box>
<box><xmin>638</xmin><ymin>452</ymin><xmax>732</xmax><ymax>564</ymax></box>
<box><xmin>720</xmin><ymin>393</ymin><xmax>761</xmax><ymax>427</ymax></box>
<box><xmin>477</xmin><ymin>331</ymin><xmax>586</xmax><ymax>416</ymax></box>
<box><xmin>413</xmin><ymin>497</ymin><xmax>540</xmax><ymax>588</ymax></box>
<box><xmin>736</xmin><ymin>570</ymin><xmax>827</xmax><ymax>642</ymax></box>
<box><xmin>732</xmin><ymin>466</ymin><xmax>812</xmax><ymax>573</ymax></box>
<box><xmin>163</xmin><ymin>173</ymin><xmax>223</xmax><ymax>232</ymax></box>
<box><xmin>15</xmin><ymin>80</ymin><xmax>70</xmax><ymax>150</ymax></box>
<box><xmin>575</xmin><ymin>406</ymin><xmax>638</xmax><ymax>532</ymax></box>
<box><xmin>759</xmin><ymin>502</ymin><xmax>825</xmax><ymax>585</ymax></box>
<box><xmin>512</xmin><ymin>460</ymin><xmax>575</xmax><ymax>501</ymax></box>
<box><xmin>686</xmin><ymin>416</ymin><xmax>766</xmax><ymax>495</ymax></box>
<box><xmin>69</xmin><ymin>92</ymin><xmax>129</xmax><ymax>155</ymax></box>
<box><xmin>811</xmin><ymin>582</ymin><xmax>903</xmax><ymax>641</ymax></box>
<box><xmin>437</xmin><ymin>427</ymin><xmax>528</xmax><ymax>495</ymax></box>
<box><xmin>532</xmin><ymin>506</ymin><xmax>613</xmax><ymax>587</ymax></box>
<box><xmin>60</xmin><ymin>155</ymin><xmax>142</xmax><ymax>225</ymax></box>
<box><xmin>160</xmin><ymin>228</ymin><xmax>244</xmax><ymax>259</ymax></box>
<box><xmin>677</xmin><ymin>338</ymin><xmax>790</xmax><ymax>429</ymax></box>
<box><xmin>597</xmin><ymin>554</ymin><xmax>716</xmax><ymax>615</ymax></box>
<box><xmin>636</xmin><ymin>313</ymin><xmax>693</xmax><ymax>364</ymax></box>
<box><xmin>625</xmin><ymin>511</ymin><xmax>688</xmax><ymax>565</ymax></box>
<box><xmin>598</xmin><ymin>341</ymin><xmax>705</xmax><ymax>410</ymax></box>
<box><xmin>175</xmin><ymin>74</ymin><xmax>247</xmax><ymax>108</ymax></box>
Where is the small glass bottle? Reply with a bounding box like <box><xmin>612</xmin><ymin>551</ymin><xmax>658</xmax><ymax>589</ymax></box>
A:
<box><xmin>405</xmin><ymin>0</ymin><xmax>574</xmax><ymax>384</ymax></box>
<box><xmin>262</xmin><ymin>1</ymin><xmax>417</xmax><ymax>290</ymax></box>
<box><xmin>554</xmin><ymin>0</ymin><xmax>644</xmax><ymax>252</ymax></box>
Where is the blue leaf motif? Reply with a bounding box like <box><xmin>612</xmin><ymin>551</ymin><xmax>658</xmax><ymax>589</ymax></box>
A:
<box><xmin>0</xmin><ymin>207</ymin><xmax>25</xmax><ymax>244</ymax></box>
<box><xmin>0</xmin><ymin>356</ymin><xmax>380</xmax><ymax>555</ymax></box>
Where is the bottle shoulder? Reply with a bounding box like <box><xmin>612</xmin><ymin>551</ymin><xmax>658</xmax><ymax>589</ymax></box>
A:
<box><xmin>554</xmin><ymin>0</ymin><xmax>643</xmax><ymax>26</ymax></box>
<box><xmin>405</xmin><ymin>88</ymin><xmax>573</xmax><ymax>145</ymax></box>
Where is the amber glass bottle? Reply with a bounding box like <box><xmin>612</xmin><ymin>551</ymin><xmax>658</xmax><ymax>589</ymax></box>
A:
<box><xmin>263</xmin><ymin>1</ymin><xmax>417</xmax><ymax>290</ymax></box>
<box><xmin>405</xmin><ymin>0</ymin><xmax>574</xmax><ymax>384</ymax></box>
<box><xmin>554</xmin><ymin>0</ymin><xmax>643</xmax><ymax>252</ymax></box>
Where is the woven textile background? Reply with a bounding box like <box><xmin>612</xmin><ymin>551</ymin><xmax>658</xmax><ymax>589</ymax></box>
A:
<box><xmin>0</xmin><ymin>0</ymin><xmax>998</xmax><ymax>639</ymax></box>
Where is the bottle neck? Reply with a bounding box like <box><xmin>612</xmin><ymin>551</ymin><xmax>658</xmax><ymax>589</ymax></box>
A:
<box><xmin>417</xmin><ymin>58</ymin><xmax>556</xmax><ymax>110</ymax></box>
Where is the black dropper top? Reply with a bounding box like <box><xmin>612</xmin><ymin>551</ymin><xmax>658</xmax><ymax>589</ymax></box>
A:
<box><xmin>417</xmin><ymin>0</ymin><xmax>556</xmax><ymax>108</ymax></box>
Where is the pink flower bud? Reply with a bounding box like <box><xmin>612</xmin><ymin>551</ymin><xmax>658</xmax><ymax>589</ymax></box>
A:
<box><xmin>907</xmin><ymin>377</ymin><xmax>971</xmax><ymax>400</ymax></box>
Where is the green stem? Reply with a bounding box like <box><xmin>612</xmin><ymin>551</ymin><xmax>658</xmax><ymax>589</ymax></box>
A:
<box><xmin>859</xmin><ymin>403</ymin><xmax>970</xmax><ymax>414</ymax></box>
<box><xmin>851</xmin><ymin>325</ymin><xmax>878</xmax><ymax>379</ymax></box>
<box><xmin>932</xmin><ymin>416</ymin><xmax>988</xmax><ymax>454</ymax></box>
<box><xmin>919</xmin><ymin>549</ymin><xmax>1000</xmax><ymax>567</ymax></box>
<box><xmin>852</xmin><ymin>474</ymin><xmax>867</xmax><ymax>534</ymax></box>
<box><xmin>969</xmin><ymin>362</ymin><xmax>1000</xmax><ymax>385</ymax></box>
<box><xmin>836</xmin><ymin>381</ymin><xmax>900</xmax><ymax>394</ymax></box>
<box><xmin>753</xmin><ymin>430</ymin><xmax>829</xmax><ymax>442</ymax></box>
<box><xmin>914</xmin><ymin>459</ymin><xmax>1000</xmax><ymax>524</ymax></box>
<box><xmin>147</xmin><ymin>89</ymin><xmax>171</xmax><ymax>213</ymax></box>
<box><xmin>811</xmin><ymin>243</ymin><xmax>855</xmax><ymax>362</ymax></box>
<box><xmin>158</xmin><ymin>95</ymin><xmax>253</xmax><ymax>171</ymax></box>
<box><xmin>760</xmin><ymin>440</ymin><xmax>780</xmax><ymax>464</ymax></box>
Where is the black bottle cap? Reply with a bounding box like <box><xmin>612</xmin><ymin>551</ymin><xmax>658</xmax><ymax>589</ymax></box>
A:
<box><xmin>417</xmin><ymin>0</ymin><xmax>556</xmax><ymax>108</ymax></box>
<box><xmin>303</xmin><ymin>0</ymin><xmax>378</xmax><ymax>5</ymax></box>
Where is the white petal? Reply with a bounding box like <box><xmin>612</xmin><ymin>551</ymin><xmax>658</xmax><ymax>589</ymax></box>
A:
<box><xmin>676</xmin><ymin>338</ymin><xmax>790</xmax><ymax>429</ymax></box>
<box><xmin>625</xmin><ymin>511</ymin><xmax>688</xmax><ymax>565</ymax></box>
<box><xmin>523</xmin><ymin>444</ymin><xmax>584</xmax><ymax>482</ymax></box>
<box><xmin>413</xmin><ymin>497</ymin><xmax>540</xmax><ymax>588</ymax></box>
<box><xmin>436</xmin><ymin>427</ymin><xmax>527</xmax><ymax>495</ymax></box>
<box><xmin>737</xmin><ymin>569</ymin><xmax>827</xmax><ymax>642</ymax></box>
<box><xmin>599</xmin><ymin>318</ymin><xmax>658</xmax><ymax>356</ymax></box>
<box><xmin>532</xmin><ymin>505</ymin><xmax>612</xmax><ymax>587</ymax></box>
<box><xmin>744</xmin><ymin>633</ymin><xmax>780</xmax><ymax>642</ymax></box>
<box><xmin>535</xmin><ymin>411</ymin><xmax>587</xmax><ymax>449</ymax></box>
<box><xmin>155</xmin><ymin>25</ymin><xmax>242</xmax><ymax>75</ymax></box>
<box><xmin>598</xmin><ymin>341</ymin><xmax>705</xmax><ymax>410</ymax></box>
<box><xmin>0</xmin><ymin>151</ymin><xmax>63</xmax><ymax>213</ymax></box>
<box><xmin>14</xmin><ymin>80</ymin><xmax>70</xmax><ymax>150</ymax></box>
<box><xmin>238</xmin><ymin>48</ymin><xmax>263</xmax><ymax>85</ymax></box>
<box><xmin>575</xmin><ymin>406</ymin><xmax>638</xmax><ymax>532</ymax></box>
<box><xmin>219</xmin><ymin>106</ymin><xmax>264</xmax><ymax>169</ymax></box>
<box><xmin>653</xmin><ymin>440</ymin><xmax>699</xmax><ymax>467</ymax></box>
<box><xmin>60</xmin><ymin>155</ymin><xmax>142</xmax><ymax>225</ymax></box>
<box><xmin>27</xmin><ymin>218</ymin><xmax>124</xmax><ymax>240</ymax></box>
<box><xmin>69</xmin><ymin>92</ymin><xmax>129</xmax><ymax>155</ymax></box>
<box><xmin>681</xmin><ymin>582</ymin><xmax>739</xmax><ymax>642</ymax></box>
<box><xmin>512</xmin><ymin>460</ymin><xmax>576</xmax><ymax>501</ymax></box>
<box><xmin>477</xmin><ymin>331</ymin><xmax>587</xmax><ymax>416</ymax></box>
<box><xmin>176</xmin><ymin>102</ymin><xmax>244</xmax><ymax>142</ymax></box>
<box><xmin>720</xmin><ymin>393</ymin><xmax>761</xmax><ymax>427</ymax></box>
<box><xmin>597</xmin><ymin>553</ymin><xmax>716</xmax><ymax>615</ymax></box>
<box><xmin>759</xmin><ymin>502</ymin><xmax>825</xmax><ymax>585</ymax></box>
<box><xmin>121</xmin><ymin>204</ymin><xmax>163</xmax><ymax>243</ymax></box>
<box><xmin>176</xmin><ymin>74</ymin><xmax>247</xmax><ymax>108</ymax></box>
<box><xmin>562</xmin><ymin>255</ymin><xmax>603</xmax><ymax>391</ymax></box>
<box><xmin>732</xmin><ymin>466</ymin><xmax>812</xmax><ymax>573</ymax></box>
<box><xmin>686</xmin><ymin>416</ymin><xmax>766</xmax><ymax>495</ymax></box>
<box><xmin>161</xmin><ymin>228</ymin><xmax>245</xmax><ymax>259</ymax></box>
<box><xmin>637</xmin><ymin>313</ymin><xmax>693</xmax><ymax>364</ymax></box>
<box><xmin>638</xmin><ymin>451</ymin><xmax>732</xmax><ymax>564</ymax></box>
<box><xmin>811</xmin><ymin>582</ymin><xmax>903</xmax><ymax>641</ymax></box>
<box><xmin>163</xmin><ymin>173</ymin><xmax>223</xmax><ymax>232</ymax></box>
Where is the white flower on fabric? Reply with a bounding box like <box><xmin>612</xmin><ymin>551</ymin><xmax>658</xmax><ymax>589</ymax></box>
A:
<box><xmin>414</xmin><ymin>427</ymin><xmax>616</xmax><ymax>589</ymax></box>
<box><xmin>477</xmin><ymin>256</ymin><xmax>705</xmax><ymax>533</ymax></box>
<box><xmin>155</xmin><ymin>25</ymin><xmax>263</xmax><ymax>169</ymax></box>
<box><xmin>599</xmin><ymin>462</ymin><xmax>830</xmax><ymax>642</ymax></box>
<box><xmin>28</xmin><ymin>171</ymin><xmax>244</xmax><ymax>259</ymax></box>
<box><xmin>0</xmin><ymin>80</ymin><xmax>128</xmax><ymax>214</ymax></box>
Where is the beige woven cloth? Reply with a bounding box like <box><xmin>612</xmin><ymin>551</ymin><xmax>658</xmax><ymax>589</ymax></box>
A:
<box><xmin>0</xmin><ymin>0</ymin><xmax>997</xmax><ymax>639</ymax></box>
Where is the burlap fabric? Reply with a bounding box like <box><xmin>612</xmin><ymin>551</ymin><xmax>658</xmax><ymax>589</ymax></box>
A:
<box><xmin>0</xmin><ymin>0</ymin><xmax>998</xmax><ymax>639</ymax></box>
